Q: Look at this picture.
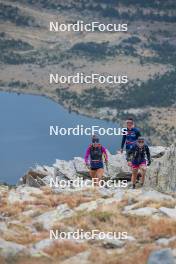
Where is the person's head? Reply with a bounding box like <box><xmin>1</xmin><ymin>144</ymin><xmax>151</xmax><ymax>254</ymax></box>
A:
<box><xmin>137</xmin><ymin>137</ymin><xmax>145</xmax><ymax>147</ymax></box>
<box><xmin>126</xmin><ymin>118</ymin><xmax>134</xmax><ymax>129</ymax></box>
<box><xmin>92</xmin><ymin>134</ymin><xmax>99</xmax><ymax>144</ymax></box>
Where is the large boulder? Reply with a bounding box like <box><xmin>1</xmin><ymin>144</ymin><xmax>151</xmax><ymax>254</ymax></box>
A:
<box><xmin>0</xmin><ymin>238</ymin><xmax>26</xmax><ymax>258</ymax></box>
<box><xmin>8</xmin><ymin>186</ymin><xmax>43</xmax><ymax>204</ymax></box>
<box><xmin>159</xmin><ymin>207</ymin><xmax>176</xmax><ymax>219</ymax></box>
<box><xmin>53</xmin><ymin>160</ymin><xmax>77</xmax><ymax>180</ymax></box>
<box><xmin>145</xmin><ymin>144</ymin><xmax>176</xmax><ymax>193</ymax></box>
<box><xmin>149</xmin><ymin>146</ymin><xmax>168</xmax><ymax>158</ymax></box>
<box><xmin>147</xmin><ymin>248</ymin><xmax>175</xmax><ymax>264</ymax></box>
<box><xmin>34</xmin><ymin>203</ymin><xmax>74</xmax><ymax>230</ymax></box>
<box><xmin>20</xmin><ymin>145</ymin><xmax>170</xmax><ymax>192</ymax></box>
<box><xmin>106</xmin><ymin>151</ymin><xmax>131</xmax><ymax>180</ymax></box>
<box><xmin>73</xmin><ymin>157</ymin><xmax>89</xmax><ymax>178</ymax></box>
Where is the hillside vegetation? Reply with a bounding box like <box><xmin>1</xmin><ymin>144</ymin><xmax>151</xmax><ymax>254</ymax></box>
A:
<box><xmin>0</xmin><ymin>0</ymin><xmax>176</xmax><ymax>145</ymax></box>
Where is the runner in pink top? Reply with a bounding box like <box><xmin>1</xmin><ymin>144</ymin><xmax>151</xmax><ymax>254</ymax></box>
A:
<box><xmin>84</xmin><ymin>135</ymin><xmax>108</xmax><ymax>185</ymax></box>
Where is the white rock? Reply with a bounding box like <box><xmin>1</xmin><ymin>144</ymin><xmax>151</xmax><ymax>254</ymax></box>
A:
<box><xmin>16</xmin><ymin>186</ymin><xmax>43</xmax><ymax>195</ymax></box>
<box><xmin>42</xmin><ymin>175</ymin><xmax>53</xmax><ymax>185</ymax></box>
<box><xmin>0</xmin><ymin>185</ymin><xmax>8</xmax><ymax>193</ymax></box>
<box><xmin>0</xmin><ymin>238</ymin><xmax>25</xmax><ymax>258</ymax></box>
<box><xmin>35</xmin><ymin>204</ymin><xmax>74</xmax><ymax>229</ymax></box>
<box><xmin>107</xmin><ymin>151</ymin><xmax>131</xmax><ymax>179</ymax></box>
<box><xmin>126</xmin><ymin>235</ymin><xmax>136</xmax><ymax>241</ymax></box>
<box><xmin>8</xmin><ymin>190</ymin><xmax>34</xmax><ymax>204</ymax></box>
<box><xmin>75</xmin><ymin>197</ymin><xmax>117</xmax><ymax>212</ymax></box>
<box><xmin>145</xmin><ymin>144</ymin><xmax>176</xmax><ymax>193</ymax></box>
<box><xmin>53</xmin><ymin>160</ymin><xmax>77</xmax><ymax>180</ymax></box>
<box><xmin>22</xmin><ymin>209</ymin><xmax>38</xmax><ymax>217</ymax></box>
<box><xmin>149</xmin><ymin>146</ymin><xmax>167</xmax><ymax>158</ymax></box>
<box><xmin>138</xmin><ymin>190</ymin><xmax>174</xmax><ymax>201</ymax></box>
<box><xmin>98</xmin><ymin>187</ymin><xmax>117</xmax><ymax>197</ymax></box>
<box><xmin>156</xmin><ymin>236</ymin><xmax>176</xmax><ymax>246</ymax></box>
<box><xmin>35</xmin><ymin>165</ymin><xmax>54</xmax><ymax>176</ymax></box>
<box><xmin>159</xmin><ymin>207</ymin><xmax>176</xmax><ymax>219</ymax></box>
<box><xmin>32</xmin><ymin>239</ymin><xmax>53</xmax><ymax>251</ymax></box>
<box><xmin>124</xmin><ymin>202</ymin><xmax>142</xmax><ymax>212</ymax></box>
<box><xmin>124</xmin><ymin>207</ymin><xmax>158</xmax><ymax>216</ymax></box>
<box><xmin>103</xmin><ymin>197</ymin><xmax>118</xmax><ymax>205</ymax></box>
<box><xmin>75</xmin><ymin>200</ymin><xmax>99</xmax><ymax>212</ymax></box>
<box><xmin>103</xmin><ymin>238</ymin><xmax>125</xmax><ymax>248</ymax></box>
<box><xmin>0</xmin><ymin>222</ymin><xmax>7</xmax><ymax>233</ymax></box>
<box><xmin>147</xmin><ymin>248</ymin><xmax>175</xmax><ymax>264</ymax></box>
<box><xmin>73</xmin><ymin>157</ymin><xmax>89</xmax><ymax>175</ymax></box>
<box><xmin>8</xmin><ymin>186</ymin><xmax>43</xmax><ymax>204</ymax></box>
<box><xmin>61</xmin><ymin>251</ymin><xmax>91</xmax><ymax>264</ymax></box>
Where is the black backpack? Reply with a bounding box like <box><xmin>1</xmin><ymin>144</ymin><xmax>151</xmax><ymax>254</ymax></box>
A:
<box><xmin>133</xmin><ymin>145</ymin><xmax>148</xmax><ymax>161</ymax></box>
<box><xmin>90</xmin><ymin>143</ymin><xmax>103</xmax><ymax>161</ymax></box>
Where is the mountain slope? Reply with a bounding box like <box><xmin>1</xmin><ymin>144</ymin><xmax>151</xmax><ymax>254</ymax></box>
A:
<box><xmin>0</xmin><ymin>0</ymin><xmax>176</xmax><ymax>145</ymax></box>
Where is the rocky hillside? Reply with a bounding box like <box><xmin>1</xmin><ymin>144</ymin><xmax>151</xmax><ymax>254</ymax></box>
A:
<box><xmin>0</xmin><ymin>0</ymin><xmax>176</xmax><ymax>145</ymax></box>
<box><xmin>20</xmin><ymin>144</ymin><xmax>176</xmax><ymax>193</ymax></box>
<box><xmin>0</xmin><ymin>145</ymin><xmax>175</xmax><ymax>264</ymax></box>
<box><xmin>145</xmin><ymin>144</ymin><xmax>176</xmax><ymax>193</ymax></box>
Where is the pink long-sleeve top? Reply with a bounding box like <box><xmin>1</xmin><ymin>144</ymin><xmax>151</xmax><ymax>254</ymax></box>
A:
<box><xmin>84</xmin><ymin>144</ymin><xmax>108</xmax><ymax>164</ymax></box>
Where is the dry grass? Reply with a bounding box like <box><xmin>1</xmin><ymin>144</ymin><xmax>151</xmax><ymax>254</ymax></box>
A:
<box><xmin>63</xmin><ymin>201</ymin><xmax>176</xmax><ymax>244</ymax></box>
<box><xmin>148</xmin><ymin>200</ymin><xmax>176</xmax><ymax>209</ymax></box>
<box><xmin>44</xmin><ymin>240</ymin><xmax>88</xmax><ymax>259</ymax></box>
<box><xmin>2</xmin><ymin>225</ymin><xmax>49</xmax><ymax>245</ymax></box>
<box><xmin>88</xmin><ymin>243</ymin><xmax>159</xmax><ymax>264</ymax></box>
<box><xmin>2</xmin><ymin>230</ymin><xmax>37</xmax><ymax>245</ymax></box>
<box><xmin>1</xmin><ymin>184</ymin><xmax>175</xmax><ymax>263</ymax></box>
<box><xmin>148</xmin><ymin>218</ymin><xmax>176</xmax><ymax>239</ymax></box>
<box><xmin>30</xmin><ymin>191</ymin><xmax>98</xmax><ymax>209</ymax></box>
<box><xmin>0</xmin><ymin>256</ymin><xmax>6</xmax><ymax>264</ymax></box>
<box><xmin>0</xmin><ymin>201</ymin><xmax>26</xmax><ymax>217</ymax></box>
<box><xmin>8</xmin><ymin>256</ymin><xmax>54</xmax><ymax>264</ymax></box>
<box><xmin>126</xmin><ymin>199</ymin><xmax>176</xmax><ymax>210</ymax></box>
<box><xmin>64</xmin><ymin>203</ymin><xmax>142</xmax><ymax>236</ymax></box>
<box><xmin>117</xmin><ymin>244</ymin><xmax>159</xmax><ymax>264</ymax></box>
<box><xmin>169</xmin><ymin>239</ymin><xmax>176</xmax><ymax>249</ymax></box>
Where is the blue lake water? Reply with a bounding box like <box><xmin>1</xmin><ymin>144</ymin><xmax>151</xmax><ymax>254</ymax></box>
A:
<box><xmin>0</xmin><ymin>92</ymin><xmax>122</xmax><ymax>184</ymax></box>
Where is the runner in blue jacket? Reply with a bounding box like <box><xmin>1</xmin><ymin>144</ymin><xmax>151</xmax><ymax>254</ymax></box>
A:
<box><xmin>120</xmin><ymin>118</ymin><xmax>141</xmax><ymax>166</ymax></box>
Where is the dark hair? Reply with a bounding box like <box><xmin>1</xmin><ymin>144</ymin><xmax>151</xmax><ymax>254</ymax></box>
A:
<box><xmin>138</xmin><ymin>137</ymin><xmax>145</xmax><ymax>141</ymax></box>
<box><xmin>127</xmin><ymin>118</ymin><xmax>134</xmax><ymax>122</ymax></box>
<box><xmin>92</xmin><ymin>134</ymin><xmax>99</xmax><ymax>143</ymax></box>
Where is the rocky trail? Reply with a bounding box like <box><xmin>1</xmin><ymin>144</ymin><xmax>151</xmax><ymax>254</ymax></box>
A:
<box><xmin>0</xmin><ymin>145</ymin><xmax>176</xmax><ymax>264</ymax></box>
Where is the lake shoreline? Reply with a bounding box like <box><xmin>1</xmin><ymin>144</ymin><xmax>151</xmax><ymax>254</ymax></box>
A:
<box><xmin>0</xmin><ymin>86</ymin><xmax>122</xmax><ymax>124</ymax></box>
<box><xmin>0</xmin><ymin>91</ymin><xmax>122</xmax><ymax>184</ymax></box>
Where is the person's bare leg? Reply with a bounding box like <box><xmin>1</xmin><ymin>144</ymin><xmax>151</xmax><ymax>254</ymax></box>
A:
<box><xmin>140</xmin><ymin>167</ymin><xmax>146</xmax><ymax>185</ymax></box>
<box><xmin>90</xmin><ymin>170</ymin><xmax>99</xmax><ymax>186</ymax></box>
<box><xmin>131</xmin><ymin>169</ymin><xmax>138</xmax><ymax>188</ymax></box>
<box><xmin>96</xmin><ymin>168</ymin><xmax>104</xmax><ymax>185</ymax></box>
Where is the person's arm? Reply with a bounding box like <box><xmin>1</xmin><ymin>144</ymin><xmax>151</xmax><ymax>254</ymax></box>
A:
<box><xmin>84</xmin><ymin>146</ymin><xmax>90</xmax><ymax>165</ymax></box>
<box><xmin>102</xmin><ymin>146</ymin><xmax>108</xmax><ymax>162</ymax></box>
<box><xmin>121</xmin><ymin>134</ymin><xmax>126</xmax><ymax>150</ymax></box>
<box><xmin>145</xmin><ymin>145</ymin><xmax>151</xmax><ymax>165</ymax></box>
<box><xmin>136</xmin><ymin>129</ymin><xmax>141</xmax><ymax>139</ymax></box>
<box><xmin>128</xmin><ymin>144</ymin><xmax>135</xmax><ymax>155</ymax></box>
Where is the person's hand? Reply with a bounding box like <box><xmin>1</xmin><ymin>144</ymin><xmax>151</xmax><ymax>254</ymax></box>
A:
<box><xmin>120</xmin><ymin>148</ymin><xmax>123</xmax><ymax>154</ymax></box>
<box><xmin>85</xmin><ymin>163</ymin><xmax>90</xmax><ymax>169</ymax></box>
<box><xmin>127</xmin><ymin>161</ymin><xmax>132</xmax><ymax>167</ymax></box>
<box><xmin>147</xmin><ymin>160</ymin><xmax>151</xmax><ymax>166</ymax></box>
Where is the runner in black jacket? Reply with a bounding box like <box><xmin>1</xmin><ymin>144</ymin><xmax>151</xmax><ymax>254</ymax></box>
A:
<box><xmin>128</xmin><ymin>137</ymin><xmax>151</xmax><ymax>189</ymax></box>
